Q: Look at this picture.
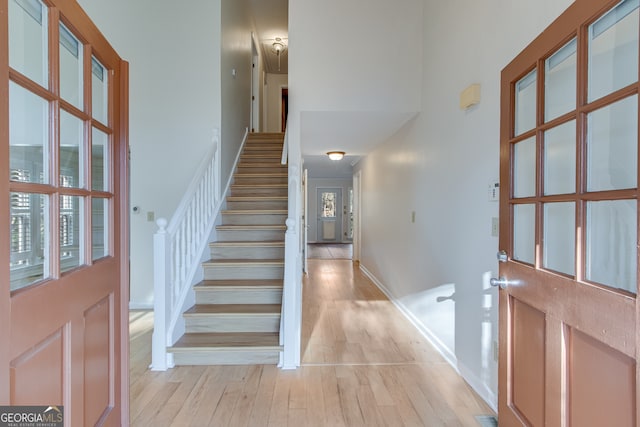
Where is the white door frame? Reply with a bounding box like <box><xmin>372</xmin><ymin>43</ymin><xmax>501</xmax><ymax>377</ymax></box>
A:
<box><xmin>353</xmin><ymin>170</ymin><xmax>362</xmax><ymax>262</ymax></box>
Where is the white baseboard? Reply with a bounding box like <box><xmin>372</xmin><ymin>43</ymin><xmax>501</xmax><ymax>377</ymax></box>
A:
<box><xmin>458</xmin><ymin>362</ymin><xmax>498</xmax><ymax>412</ymax></box>
<box><xmin>359</xmin><ymin>263</ymin><xmax>497</xmax><ymax>412</ymax></box>
<box><xmin>129</xmin><ymin>302</ymin><xmax>153</xmax><ymax>311</ymax></box>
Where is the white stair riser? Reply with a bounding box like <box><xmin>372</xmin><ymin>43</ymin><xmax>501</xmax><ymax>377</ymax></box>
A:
<box><xmin>185</xmin><ymin>315</ymin><xmax>280</xmax><ymax>333</ymax></box>
<box><xmin>210</xmin><ymin>245</ymin><xmax>284</xmax><ymax>259</ymax></box>
<box><xmin>226</xmin><ymin>200</ymin><xmax>287</xmax><ymax>210</ymax></box>
<box><xmin>195</xmin><ymin>288</ymin><xmax>283</xmax><ymax>304</ymax></box>
<box><xmin>242</xmin><ymin>151</ymin><xmax>283</xmax><ymax>156</ymax></box>
<box><xmin>234</xmin><ymin>176</ymin><xmax>287</xmax><ymax>185</ymax></box>
<box><xmin>240</xmin><ymin>156</ymin><xmax>281</xmax><ymax>162</ymax></box>
<box><xmin>222</xmin><ymin>213</ymin><xmax>286</xmax><ymax>225</ymax></box>
<box><xmin>237</xmin><ymin>166</ymin><xmax>288</xmax><ymax>174</ymax></box>
<box><xmin>243</xmin><ymin>145</ymin><xmax>283</xmax><ymax>150</ymax></box>
<box><xmin>171</xmin><ymin>349</ymin><xmax>281</xmax><ymax>366</ymax></box>
<box><xmin>230</xmin><ymin>189</ymin><xmax>288</xmax><ymax>197</ymax></box>
<box><xmin>203</xmin><ymin>264</ymin><xmax>284</xmax><ymax>280</ymax></box>
<box><xmin>216</xmin><ymin>229</ymin><xmax>285</xmax><ymax>241</ymax></box>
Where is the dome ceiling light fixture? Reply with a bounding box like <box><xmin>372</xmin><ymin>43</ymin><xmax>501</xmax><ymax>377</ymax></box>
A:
<box><xmin>327</xmin><ymin>151</ymin><xmax>346</xmax><ymax>161</ymax></box>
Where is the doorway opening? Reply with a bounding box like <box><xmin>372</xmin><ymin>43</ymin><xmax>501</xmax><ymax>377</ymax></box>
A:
<box><xmin>281</xmin><ymin>88</ymin><xmax>288</xmax><ymax>132</ymax></box>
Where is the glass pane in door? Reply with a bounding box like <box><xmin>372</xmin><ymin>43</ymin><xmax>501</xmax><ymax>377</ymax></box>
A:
<box><xmin>60</xmin><ymin>195</ymin><xmax>83</xmax><ymax>273</ymax></box>
<box><xmin>9</xmin><ymin>0</ymin><xmax>48</xmax><ymax>87</ymax></box>
<box><xmin>92</xmin><ymin>127</ymin><xmax>108</xmax><ymax>191</ymax></box>
<box><xmin>587</xmin><ymin>95</ymin><xmax>638</xmax><ymax>192</ymax></box>
<box><xmin>588</xmin><ymin>0</ymin><xmax>639</xmax><ymax>102</ymax></box>
<box><xmin>513</xmin><ymin>204</ymin><xmax>536</xmax><ymax>265</ymax></box>
<box><xmin>10</xmin><ymin>192</ymin><xmax>48</xmax><ymax>290</ymax></box>
<box><xmin>513</xmin><ymin>136</ymin><xmax>537</xmax><ymax>198</ymax></box>
<box><xmin>515</xmin><ymin>70</ymin><xmax>537</xmax><ymax>136</ymax></box>
<box><xmin>60</xmin><ymin>110</ymin><xmax>84</xmax><ymax>188</ymax></box>
<box><xmin>545</xmin><ymin>39</ymin><xmax>577</xmax><ymax>121</ymax></box>
<box><xmin>91</xmin><ymin>57</ymin><xmax>109</xmax><ymax>125</ymax></box>
<box><xmin>59</xmin><ymin>23</ymin><xmax>83</xmax><ymax>110</ymax></box>
<box><xmin>586</xmin><ymin>199</ymin><xmax>637</xmax><ymax>293</ymax></box>
<box><xmin>321</xmin><ymin>192</ymin><xmax>337</xmax><ymax>218</ymax></box>
<box><xmin>544</xmin><ymin>120</ymin><xmax>576</xmax><ymax>195</ymax></box>
<box><xmin>9</xmin><ymin>81</ymin><xmax>48</xmax><ymax>184</ymax></box>
<box><xmin>543</xmin><ymin>202</ymin><xmax>575</xmax><ymax>276</ymax></box>
<box><xmin>91</xmin><ymin>198</ymin><xmax>108</xmax><ymax>261</ymax></box>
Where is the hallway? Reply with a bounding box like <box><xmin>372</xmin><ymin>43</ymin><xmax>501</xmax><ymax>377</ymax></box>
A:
<box><xmin>130</xmin><ymin>259</ymin><xmax>493</xmax><ymax>426</ymax></box>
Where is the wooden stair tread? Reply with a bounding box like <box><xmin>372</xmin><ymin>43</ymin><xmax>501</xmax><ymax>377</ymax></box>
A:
<box><xmin>185</xmin><ymin>304</ymin><xmax>281</xmax><ymax>315</ymax></box>
<box><xmin>222</xmin><ymin>209</ymin><xmax>287</xmax><ymax>214</ymax></box>
<box><xmin>210</xmin><ymin>241</ymin><xmax>284</xmax><ymax>247</ymax></box>
<box><xmin>231</xmin><ymin>184</ymin><xmax>287</xmax><ymax>188</ymax></box>
<box><xmin>234</xmin><ymin>173</ymin><xmax>287</xmax><ymax>177</ymax></box>
<box><xmin>216</xmin><ymin>225</ymin><xmax>286</xmax><ymax>230</ymax></box>
<box><xmin>238</xmin><ymin>162</ymin><xmax>286</xmax><ymax>166</ymax></box>
<box><xmin>240</xmin><ymin>154</ymin><xmax>281</xmax><ymax>158</ymax></box>
<box><xmin>203</xmin><ymin>258</ymin><xmax>284</xmax><ymax>265</ymax></box>
<box><xmin>227</xmin><ymin>196</ymin><xmax>287</xmax><ymax>201</ymax></box>
<box><xmin>170</xmin><ymin>332</ymin><xmax>281</xmax><ymax>350</ymax></box>
<box><xmin>195</xmin><ymin>279</ymin><xmax>283</xmax><ymax>288</ymax></box>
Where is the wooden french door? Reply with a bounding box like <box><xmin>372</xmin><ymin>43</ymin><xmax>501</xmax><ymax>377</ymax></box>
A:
<box><xmin>0</xmin><ymin>0</ymin><xmax>129</xmax><ymax>425</ymax></box>
<box><xmin>498</xmin><ymin>0</ymin><xmax>638</xmax><ymax>425</ymax></box>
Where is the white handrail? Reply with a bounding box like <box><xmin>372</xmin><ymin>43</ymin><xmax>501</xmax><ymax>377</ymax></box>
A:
<box><xmin>151</xmin><ymin>129</ymin><xmax>222</xmax><ymax>370</ymax></box>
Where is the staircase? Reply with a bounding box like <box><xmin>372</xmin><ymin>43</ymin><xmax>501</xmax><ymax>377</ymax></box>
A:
<box><xmin>168</xmin><ymin>133</ymin><xmax>287</xmax><ymax>365</ymax></box>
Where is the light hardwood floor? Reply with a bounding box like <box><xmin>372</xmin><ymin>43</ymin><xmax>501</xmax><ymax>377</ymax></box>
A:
<box><xmin>307</xmin><ymin>243</ymin><xmax>353</xmax><ymax>260</ymax></box>
<box><xmin>130</xmin><ymin>259</ymin><xmax>494</xmax><ymax>426</ymax></box>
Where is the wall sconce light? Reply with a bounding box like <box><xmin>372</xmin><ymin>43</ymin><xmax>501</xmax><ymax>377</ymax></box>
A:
<box><xmin>327</xmin><ymin>151</ymin><xmax>345</xmax><ymax>161</ymax></box>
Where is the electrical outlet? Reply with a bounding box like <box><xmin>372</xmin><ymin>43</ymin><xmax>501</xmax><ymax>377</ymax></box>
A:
<box><xmin>491</xmin><ymin>217</ymin><xmax>499</xmax><ymax>237</ymax></box>
<box><xmin>147</xmin><ymin>211</ymin><xmax>155</xmax><ymax>222</ymax></box>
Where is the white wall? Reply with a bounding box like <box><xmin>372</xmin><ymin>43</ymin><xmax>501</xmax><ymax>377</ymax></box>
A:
<box><xmin>353</xmin><ymin>0</ymin><xmax>573</xmax><ymax>409</ymax></box>
<box><xmin>264</xmin><ymin>73</ymin><xmax>288</xmax><ymax>133</ymax></box>
<box><xmin>290</xmin><ymin>0</ymin><xmax>422</xmax><ymax>113</ymax></box>
<box><xmin>220</xmin><ymin>0</ymin><xmax>254</xmax><ymax>181</ymax></box>
<box><xmin>307</xmin><ymin>178</ymin><xmax>352</xmax><ymax>243</ymax></box>
<box><xmin>78</xmin><ymin>0</ymin><xmax>252</xmax><ymax>307</ymax></box>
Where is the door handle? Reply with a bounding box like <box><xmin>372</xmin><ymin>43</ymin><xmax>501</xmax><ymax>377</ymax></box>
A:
<box><xmin>490</xmin><ymin>276</ymin><xmax>521</xmax><ymax>290</ymax></box>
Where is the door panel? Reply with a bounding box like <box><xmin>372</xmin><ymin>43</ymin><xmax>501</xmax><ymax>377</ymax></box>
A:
<box><xmin>499</xmin><ymin>0</ymin><xmax>638</xmax><ymax>425</ymax></box>
<box><xmin>569</xmin><ymin>328</ymin><xmax>636</xmax><ymax>427</ymax></box>
<box><xmin>511</xmin><ymin>299</ymin><xmax>545</xmax><ymax>427</ymax></box>
<box><xmin>1</xmin><ymin>0</ymin><xmax>128</xmax><ymax>424</ymax></box>
<box><xmin>10</xmin><ymin>330</ymin><xmax>63</xmax><ymax>405</ymax></box>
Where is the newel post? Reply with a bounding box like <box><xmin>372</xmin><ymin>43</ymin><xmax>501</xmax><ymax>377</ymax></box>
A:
<box><xmin>151</xmin><ymin>218</ymin><xmax>170</xmax><ymax>370</ymax></box>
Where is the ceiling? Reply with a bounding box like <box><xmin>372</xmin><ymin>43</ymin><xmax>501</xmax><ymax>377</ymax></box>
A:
<box><xmin>249</xmin><ymin>1</ymin><xmax>416</xmax><ymax>178</ymax></box>
<box><xmin>250</xmin><ymin>0</ymin><xmax>289</xmax><ymax>74</ymax></box>
<box><xmin>303</xmin><ymin>155</ymin><xmax>361</xmax><ymax>179</ymax></box>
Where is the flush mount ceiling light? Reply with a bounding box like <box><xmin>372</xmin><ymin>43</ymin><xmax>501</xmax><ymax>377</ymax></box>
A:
<box><xmin>327</xmin><ymin>151</ymin><xmax>346</xmax><ymax>161</ymax></box>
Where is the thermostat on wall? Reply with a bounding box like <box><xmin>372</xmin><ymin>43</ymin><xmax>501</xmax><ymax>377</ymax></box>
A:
<box><xmin>488</xmin><ymin>181</ymin><xmax>499</xmax><ymax>202</ymax></box>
